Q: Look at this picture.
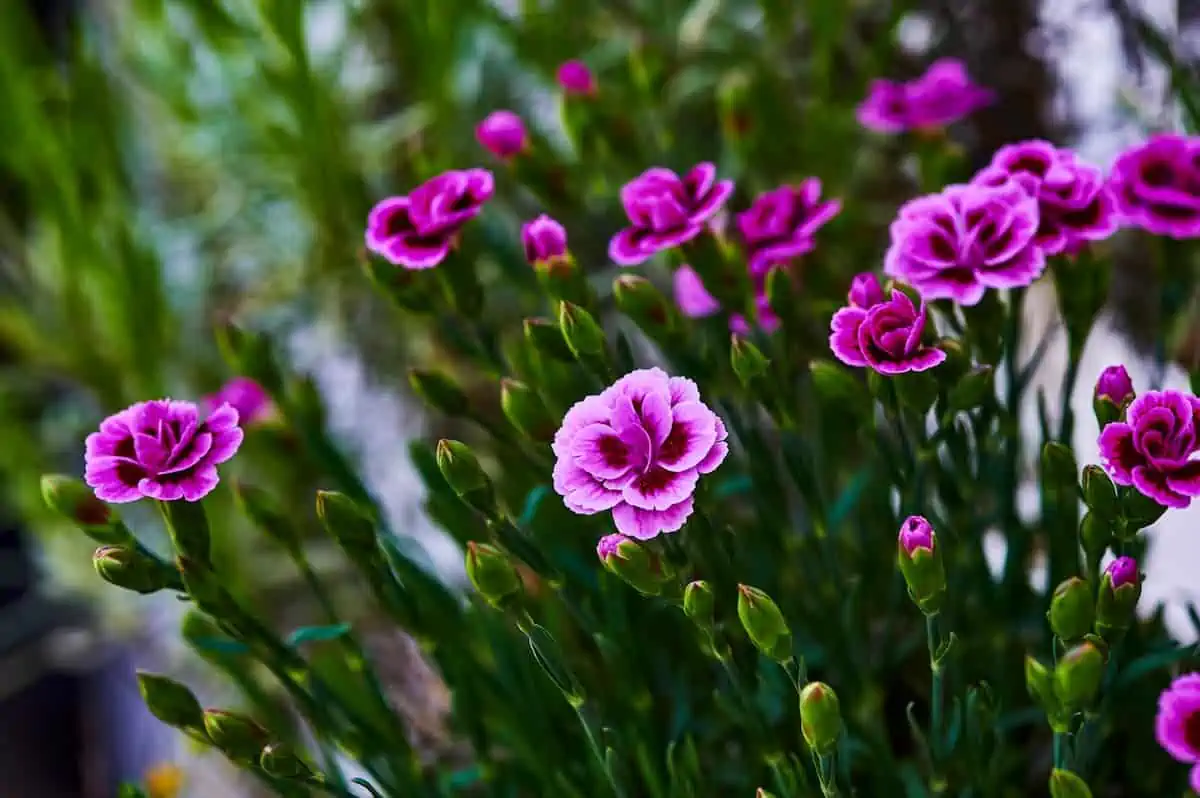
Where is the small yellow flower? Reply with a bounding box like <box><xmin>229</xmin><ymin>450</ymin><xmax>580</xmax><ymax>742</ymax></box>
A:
<box><xmin>144</xmin><ymin>762</ymin><xmax>185</xmax><ymax>798</ymax></box>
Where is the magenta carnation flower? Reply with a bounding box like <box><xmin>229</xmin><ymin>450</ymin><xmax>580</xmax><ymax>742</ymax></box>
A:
<box><xmin>883</xmin><ymin>178</ymin><xmax>1044</xmax><ymax>305</ymax></box>
<box><xmin>829</xmin><ymin>287</ymin><xmax>945</xmax><ymax>375</ymax></box>
<box><xmin>203</xmin><ymin>377</ymin><xmax>271</xmax><ymax>426</ymax></box>
<box><xmin>557</xmin><ymin>60</ymin><xmax>596</xmax><ymax>96</ymax></box>
<box><xmin>1156</xmin><ymin>672</ymin><xmax>1200</xmax><ymax>792</ymax></box>
<box><xmin>848</xmin><ymin>272</ymin><xmax>885</xmax><ymax>309</ymax></box>
<box><xmin>608</xmin><ymin>164</ymin><xmax>734</xmax><ymax>266</ymax></box>
<box><xmin>552</xmin><ymin>368</ymin><xmax>729</xmax><ymax>539</ymax></box>
<box><xmin>365</xmin><ymin>169</ymin><xmax>494</xmax><ymax>270</ymax></box>
<box><xmin>1094</xmin><ymin>364</ymin><xmax>1135</xmax><ymax>406</ymax></box>
<box><xmin>1098</xmin><ymin>389</ymin><xmax>1200</xmax><ymax>509</ymax></box>
<box><xmin>672</xmin><ymin>267</ymin><xmax>780</xmax><ymax>335</ymax></box>
<box><xmin>736</xmin><ymin>179</ymin><xmax>841</xmax><ymax>275</ymax></box>
<box><xmin>858</xmin><ymin>58</ymin><xmax>993</xmax><ymax>133</ymax></box>
<box><xmin>1109</xmin><ymin>133</ymin><xmax>1200</xmax><ymax>238</ymax></box>
<box><xmin>973</xmin><ymin>140</ymin><xmax>1117</xmax><ymax>255</ymax></box>
<box><xmin>84</xmin><ymin>399</ymin><xmax>244</xmax><ymax>503</ymax></box>
<box><xmin>521</xmin><ymin>214</ymin><xmax>568</xmax><ymax>265</ymax></box>
<box><xmin>476</xmin><ymin>110</ymin><xmax>528</xmax><ymax>159</ymax></box>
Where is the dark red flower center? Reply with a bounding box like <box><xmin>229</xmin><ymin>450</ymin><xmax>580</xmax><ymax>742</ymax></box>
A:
<box><xmin>1184</xmin><ymin>707</ymin><xmax>1200</xmax><ymax>752</ymax></box>
<box><xmin>599</xmin><ymin>435</ymin><xmax>629</xmax><ymax>468</ymax></box>
<box><xmin>659</xmin><ymin>422</ymin><xmax>690</xmax><ymax>463</ymax></box>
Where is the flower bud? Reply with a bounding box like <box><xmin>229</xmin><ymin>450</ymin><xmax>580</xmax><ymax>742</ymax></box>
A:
<box><xmin>522</xmin><ymin>214</ymin><xmax>568</xmax><ymax>264</ymax></box>
<box><xmin>1093</xmin><ymin>365</ymin><xmax>1133</xmax><ymax>428</ymax></box>
<box><xmin>731</xmin><ymin>335</ymin><xmax>769</xmax><ymax>386</ymax></box>
<box><xmin>1054</xmin><ymin>642</ymin><xmax>1105</xmax><ymax>709</ymax></box>
<box><xmin>1025</xmin><ymin>655</ymin><xmax>1059</xmax><ymax>717</ymax></box>
<box><xmin>1096</xmin><ymin>556</ymin><xmax>1141</xmax><ymax>638</ymax></box>
<box><xmin>41</xmin><ymin>474</ymin><xmax>130</xmax><ymax>544</ymax></box>
<box><xmin>558</xmin><ymin>301</ymin><xmax>606</xmax><ymax>358</ymax></box>
<box><xmin>260</xmin><ymin>743</ymin><xmax>317</xmax><ymax>782</ymax></box>
<box><xmin>615</xmin><ymin>275</ymin><xmax>675</xmax><ymax>331</ymax></box>
<box><xmin>683</xmin><ymin>580</ymin><xmax>715</xmax><ymax>631</ymax></box>
<box><xmin>557</xmin><ymin>60</ymin><xmax>596</xmax><ymax>96</ymax></box>
<box><xmin>1080</xmin><ymin>465</ymin><xmax>1118</xmax><ymax>521</ymax></box>
<box><xmin>203</xmin><ymin>709</ymin><xmax>270</xmax><ymax>763</ymax></box>
<box><xmin>315</xmin><ymin>490</ymin><xmax>378</xmax><ymax>557</ymax></box>
<box><xmin>234</xmin><ymin>482</ymin><xmax>299</xmax><ymax>551</ymax></box>
<box><xmin>436</xmin><ymin>440</ymin><xmax>497</xmax><ymax>517</ymax></box>
<box><xmin>94</xmin><ymin>545</ymin><xmax>172</xmax><ymax>594</ymax></box>
<box><xmin>501</xmin><ymin>379</ymin><xmax>555</xmax><ymax>442</ymax></box>
<box><xmin>896</xmin><ymin>516</ymin><xmax>946</xmax><ymax>615</ymax></box>
<box><xmin>1041</xmin><ymin>441</ymin><xmax>1078</xmax><ymax>495</ymax></box>
<box><xmin>597</xmin><ymin>534</ymin><xmax>673</xmax><ymax>596</ymax></box>
<box><xmin>1078</xmin><ymin>511</ymin><xmax>1112</xmax><ymax>569</ymax></box>
<box><xmin>409</xmin><ymin>368</ymin><xmax>470</xmax><ymax>417</ymax></box>
<box><xmin>755</xmin><ymin>790</ymin><xmax>778</xmax><ymax>798</ymax></box>
<box><xmin>137</xmin><ymin>672</ymin><xmax>204</xmax><ymax>730</ymax></box>
<box><xmin>476</xmin><ymin>110</ymin><xmax>528</xmax><ymax>159</ymax></box>
<box><xmin>737</xmin><ymin>584</ymin><xmax>792</xmax><ymax>662</ymax></box>
<box><xmin>1047</xmin><ymin>577</ymin><xmax>1094</xmax><ymax>641</ymax></box>
<box><xmin>466</xmin><ymin>541</ymin><xmax>523</xmax><ymax>608</ymax></box>
<box><xmin>1049</xmin><ymin>769</ymin><xmax>1094</xmax><ymax>798</ymax></box>
<box><xmin>524</xmin><ymin>317</ymin><xmax>576</xmax><ymax>362</ymax></box>
<box><xmin>799</xmin><ymin>681</ymin><xmax>843</xmax><ymax>756</ymax></box>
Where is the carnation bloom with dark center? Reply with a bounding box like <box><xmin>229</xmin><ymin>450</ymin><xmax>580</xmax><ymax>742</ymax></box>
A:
<box><xmin>884</xmin><ymin>177</ymin><xmax>1044</xmax><ymax>305</ymax></box>
<box><xmin>365</xmin><ymin>169</ymin><xmax>494</xmax><ymax>270</ymax></box>
<box><xmin>203</xmin><ymin>377</ymin><xmax>271</xmax><ymax>426</ymax></box>
<box><xmin>1109</xmin><ymin>133</ymin><xmax>1200</xmax><ymax>238</ymax></box>
<box><xmin>1098</xmin><ymin>389</ymin><xmax>1200</xmax><ymax>509</ymax></box>
<box><xmin>973</xmin><ymin>140</ymin><xmax>1117</xmax><ymax>255</ymax></box>
<box><xmin>608</xmin><ymin>163</ymin><xmax>734</xmax><ymax>266</ymax></box>
<box><xmin>857</xmin><ymin>58</ymin><xmax>993</xmax><ymax>133</ymax></box>
<box><xmin>829</xmin><ymin>285</ymin><xmax>945</xmax><ymax>374</ymax></box>
<box><xmin>1155</xmin><ymin>672</ymin><xmax>1200</xmax><ymax>792</ymax></box>
<box><xmin>85</xmin><ymin>399</ymin><xmax>244</xmax><ymax>503</ymax></box>
<box><xmin>736</xmin><ymin>179</ymin><xmax>841</xmax><ymax>275</ymax></box>
<box><xmin>552</xmin><ymin>368</ymin><xmax>729</xmax><ymax>539</ymax></box>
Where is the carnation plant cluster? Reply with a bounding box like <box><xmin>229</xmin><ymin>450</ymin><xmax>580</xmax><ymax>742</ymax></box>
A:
<box><xmin>24</xmin><ymin>8</ymin><xmax>1200</xmax><ymax>798</ymax></box>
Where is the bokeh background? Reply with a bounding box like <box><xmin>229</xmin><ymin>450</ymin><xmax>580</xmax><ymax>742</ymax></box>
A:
<box><xmin>2</xmin><ymin>0</ymin><xmax>1199</xmax><ymax>795</ymax></box>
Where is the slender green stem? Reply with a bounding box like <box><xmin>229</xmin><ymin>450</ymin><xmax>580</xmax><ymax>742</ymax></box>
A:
<box><xmin>1053</xmin><ymin>731</ymin><xmax>1065</xmax><ymax>769</ymax></box>
<box><xmin>815</xmin><ymin>750</ymin><xmax>842</xmax><ymax>798</ymax></box>
<box><xmin>926</xmin><ymin>614</ymin><xmax>944</xmax><ymax>761</ymax></box>
<box><xmin>575</xmin><ymin>703</ymin><xmax>625</xmax><ymax>798</ymax></box>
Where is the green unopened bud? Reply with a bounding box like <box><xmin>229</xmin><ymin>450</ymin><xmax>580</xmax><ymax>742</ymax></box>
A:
<box><xmin>260</xmin><ymin>743</ymin><xmax>317</xmax><ymax>782</ymax></box>
<box><xmin>808</xmin><ymin>360</ymin><xmax>869</xmax><ymax>418</ymax></box>
<box><xmin>1079</xmin><ymin>512</ymin><xmax>1112</xmax><ymax>570</ymax></box>
<box><xmin>731</xmin><ymin>335</ymin><xmax>769</xmax><ymax>386</ymax></box>
<box><xmin>466</xmin><ymin>541</ymin><xmax>522</xmax><ymax>608</ymax></box>
<box><xmin>597</xmin><ymin>534</ymin><xmax>673</xmax><ymax>596</ymax></box>
<box><xmin>203</xmin><ymin>709</ymin><xmax>270</xmax><ymax>763</ymax></box>
<box><xmin>436</xmin><ymin>440</ymin><xmax>497</xmax><ymax>516</ymax></box>
<box><xmin>614</xmin><ymin>275</ymin><xmax>675</xmax><ymax>331</ymax></box>
<box><xmin>1047</xmin><ymin>577</ymin><xmax>1094</xmax><ymax>641</ymax></box>
<box><xmin>755</xmin><ymin>790</ymin><xmax>778</xmax><ymax>798</ymax></box>
<box><xmin>799</xmin><ymin>681</ymin><xmax>843</xmax><ymax>755</ymax></box>
<box><xmin>1025</xmin><ymin>656</ymin><xmax>1060</xmax><ymax>718</ymax></box>
<box><xmin>315</xmin><ymin>490</ymin><xmax>379</xmax><ymax>555</ymax></box>
<box><xmin>1122</xmin><ymin>489</ymin><xmax>1167</xmax><ymax>532</ymax></box>
<box><xmin>501</xmin><ymin>379</ymin><xmax>555</xmax><ymax>442</ymax></box>
<box><xmin>1081</xmin><ymin>466</ymin><xmax>1118</xmax><ymax>520</ymax></box>
<box><xmin>158</xmin><ymin>500</ymin><xmax>212</xmax><ymax>566</ymax></box>
<box><xmin>524</xmin><ymin>317</ymin><xmax>576</xmax><ymax>362</ymax></box>
<box><xmin>558</xmin><ymin>301</ymin><xmax>606</xmax><ymax>358</ymax></box>
<box><xmin>737</xmin><ymin>584</ymin><xmax>792</xmax><ymax>662</ymax></box>
<box><xmin>683</xmin><ymin>580</ymin><xmax>715</xmax><ymax>630</ymax></box>
<box><xmin>1049</xmin><ymin>768</ymin><xmax>1094</xmax><ymax>798</ymax></box>
<box><xmin>1092</xmin><ymin>396</ymin><xmax>1122</xmax><ymax>429</ymax></box>
<box><xmin>1096</xmin><ymin>556</ymin><xmax>1141</xmax><ymax>638</ymax></box>
<box><xmin>409</xmin><ymin>369</ymin><xmax>470</xmax><ymax>417</ymax></box>
<box><xmin>215</xmin><ymin>324</ymin><xmax>284</xmax><ymax>395</ymax></box>
<box><xmin>178</xmin><ymin>556</ymin><xmax>236</xmax><ymax>617</ymax></box>
<box><xmin>1041</xmin><ymin>441</ymin><xmax>1079</xmax><ymax>494</ymax></box>
<box><xmin>94</xmin><ymin>545</ymin><xmax>172</xmax><ymax>594</ymax></box>
<box><xmin>1054</xmin><ymin>642</ymin><xmax>1105</xmax><ymax>710</ymax></box>
<box><xmin>945</xmin><ymin>365</ymin><xmax>994</xmax><ymax>413</ymax></box>
<box><xmin>235</xmin><ymin>483</ymin><xmax>299</xmax><ymax>551</ymax></box>
<box><xmin>41</xmin><ymin>474</ymin><xmax>130</xmax><ymax>544</ymax></box>
<box><xmin>894</xmin><ymin>371</ymin><xmax>939</xmax><ymax>414</ymax></box>
<box><xmin>897</xmin><ymin>516</ymin><xmax>946</xmax><ymax>615</ymax></box>
<box><xmin>536</xmin><ymin>253</ymin><xmax>592</xmax><ymax>308</ymax></box>
<box><xmin>137</xmin><ymin>672</ymin><xmax>204</xmax><ymax>730</ymax></box>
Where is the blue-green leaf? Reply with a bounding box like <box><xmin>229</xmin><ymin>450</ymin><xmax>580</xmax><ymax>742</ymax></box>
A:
<box><xmin>286</xmin><ymin>623</ymin><xmax>352</xmax><ymax>647</ymax></box>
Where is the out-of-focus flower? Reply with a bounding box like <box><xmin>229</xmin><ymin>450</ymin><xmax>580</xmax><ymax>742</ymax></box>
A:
<box><xmin>673</xmin><ymin>267</ymin><xmax>780</xmax><ymax>335</ymax></box>
<box><xmin>476</xmin><ymin>110</ymin><xmax>528</xmax><ymax>159</ymax></box>
<box><xmin>848</xmin><ymin>272</ymin><xmax>886</xmax><ymax>309</ymax></box>
<box><xmin>552</xmin><ymin>368</ymin><xmax>728</xmax><ymax>539</ymax></box>
<box><xmin>736</xmin><ymin>179</ymin><xmax>841</xmax><ymax>275</ymax></box>
<box><xmin>1155</xmin><ymin>672</ymin><xmax>1200</xmax><ymax>792</ymax></box>
<box><xmin>1094</xmin><ymin>365</ymin><xmax>1135</xmax><ymax>407</ymax></box>
<box><xmin>84</xmin><ymin>400</ymin><xmax>243</xmax><ymax>503</ymax></box>
<box><xmin>1098</xmin><ymin>389</ymin><xmax>1200</xmax><ymax>509</ymax></box>
<box><xmin>203</xmin><ymin>377</ymin><xmax>271</xmax><ymax>426</ymax></box>
<box><xmin>365</xmin><ymin>169</ymin><xmax>495</xmax><ymax>270</ymax></box>
<box><xmin>1109</xmin><ymin>133</ymin><xmax>1200</xmax><ymax>238</ymax></box>
<box><xmin>884</xmin><ymin>178</ymin><xmax>1044</xmax><ymax>305</ymax></box>
<box><xmin>858</xmin><ymin>58</ymin><xmax>993</xmax><ymax>133</ymax></box>
<box><xmin>557</xmin><ymin>60</ymin><xmax>596</xmax><ymax>96</ymax></box>
<box><xmin>609</xmin><ymin>164</ymin><xmax>734</xmax><ymax>266</ymax></box>
<box><xmin>829</xmin><ymin>287</ymin><xmax>944</xmax><ymax>374</ymax></box>
<box><xmin>521</xmin><ymin>214</ymin><xmax>569</xmax><ymax>265</ymax></box>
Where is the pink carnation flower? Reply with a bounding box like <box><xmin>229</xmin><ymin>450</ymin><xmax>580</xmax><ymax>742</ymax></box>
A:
<box><xmin>1155</xmin><ymin>672</ymin><xmax>1200</xmax><ymax>793</ymax></box>
<box><xmin>552</xmin><ymin>368</ymin><xmax>729</xmax><ymax>539</ymax></box>
<box><xmin>203</xmin><ymin>377</ymin><xmax>271</xmax><ymax>426</ymax></box>
<box><xmin>1098</xmin><ymin>389</ymin><xmax>1200</xmax><ymax>509</ymax></box>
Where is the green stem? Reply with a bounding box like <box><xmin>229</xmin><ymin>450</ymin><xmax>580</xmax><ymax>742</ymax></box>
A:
<box><xmin>926</xmin><ymin>614</ymin><xmax>944</xmax><ymax>762</ymax></box>
<box><xmin>575</xmin><ymin>703</ymin><xmax>625</xmax><ymax>798</ymax></box>
<box><xmin>815</xmin><ymin>750</ymin><xmax>841</xmax><ymax>798</ymax></box>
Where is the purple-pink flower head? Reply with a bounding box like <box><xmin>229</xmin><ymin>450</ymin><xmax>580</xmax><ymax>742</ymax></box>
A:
<box><xmin>736</xmin><ymin>179</ymin><xmax>841</xmax><ymax>276</ymax></box>
<box><xmin>848</xmin><ymin>272</ymin><xmax>885</xmax><ymax>309</ymax></box>
<box><xmin>521</xmin><ymin>214</ymin><xmax>568</xmax><ymax>265</ymax></box>
<box><xmin>1110</xmin><ymin>133</ymin><xmax>1200</xmax><ymax>238</ymax></box>
<box><xmin>476</xmin><ymin>110</ymin><xmax>528</xmax><ymax>160</ymax></box>
<box><xmin>898</xmin><ymin>515</ymin><xmax>935</xmax><ymax>556</ymax></box>
<box><xmin>608</xmin><ymin>164</ymin><xmax>734</xmax><ymax>266</ymax></box>
<box><xmin>973</xmin><ymin>140</ymin><xmax>1118</xmax><ymax>255</ymax></box>
<box><xmin>84</xmin><ymin>399</ymin><xmax>244</xmax><ymax>504</ymax></box>
<box><xmin>365</xmin><ymin>169</ymin><xmax>495</xmax><ymax>270</ymax></box>
<box><xmin>596</xmin><ymin>533</ymin><xmax>627</xmax><ymax>562</ymax></box>
<box><xmin>883</xmin><ymin>178</ymin><xmax>1045</xmax><ymax>306</ymax></box>
<box><xmin>829</xmin><ymin>287</ymin><xmax>945</xmax><ymax>375</ymax></box>
<box><xmin>1095</xmin><ymin>364</ymin><xmax>1135</xmax><ymax>406</ymax></box>
<box><xmin>1155</xmin><ymin>672</ymin><xmax>1200</xmax><ymax>793</ymax></box>
<box><xmin>552</xmin><ymin>368</ymin><xmax>729</xmax><ymax>540</ymax></box>
<box><xmin>857</xmin><ymin>58</ymin><xmax>993</xmax><ymax>133</ymax></box>
<box><xmin>1098</xmin><ymin>389</ymin><xmax>1200</xmax><ymax>509</ymax></box>
<box><xmin>557</xmin><ymin>60</ymin><xmax>596</xmax><ymax>96</ymax></box>
<box><xmin>1104</xmin><ymin>556</ymin><xmax>1139</xmax><ymax>590</ymax></box>
<box><xmin>202</xmin><ymin>377</ymin><xmax>271</xmax><ymax>427</ymax></box>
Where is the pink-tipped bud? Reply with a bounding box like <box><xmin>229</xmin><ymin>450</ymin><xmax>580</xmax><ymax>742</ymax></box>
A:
<box><xmin>521</xmin><ymin>214</ymin><xmax>568</xmax><ymax>265</ymax></box>
<box><xmin>597</xmin><ymin>534</ymin><xmax>672</xmax><ymax>596</ymax></box>
<box><xmin>848</xmin><ymin>272</ymin><xmax>885</xmax><ymax>309</ymax></box>
<box><xmin>556</xmin><ymin>60</ymin><xmax>596</xmax><ymax>96</ymax></box>
<box><xmin>476</xmin><ymin>110</ymin><xmax>528</xmax><ymax>159</ymax></box>
<box><xmin>897</xmin><ymin>515</ymin><xmax>945</xmax><ymax>615</ymax></box>
<box><xmin>1097</xmin><ymin>556</ymin><xmax>1141</xmax><ymax>639</ymax></box>
<box><xmin>1104</xmin><ymin>556</ymin><xmax>1138</xmax><ymax>590</ymax></box>
<box><xmin>898</xmin><ymin>515</ymin><xmax>935</xmax><ymax>555</ymax></box>
<box><xmin>1094</xmin><ymin>365</ymin><xmax>1134</xmax><ymax>406</ymax></box>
